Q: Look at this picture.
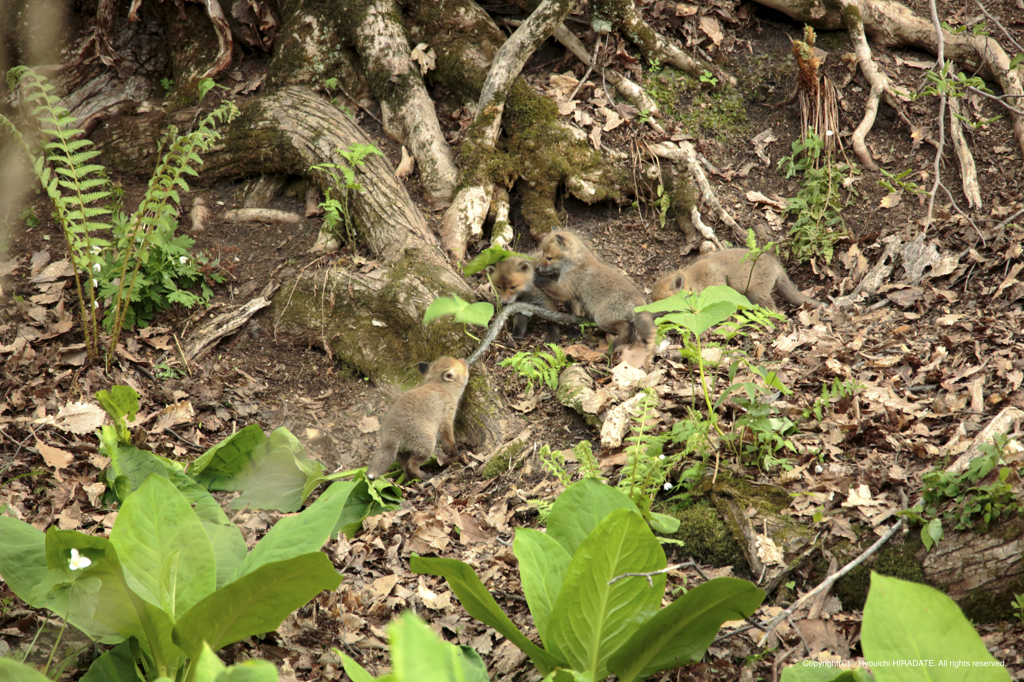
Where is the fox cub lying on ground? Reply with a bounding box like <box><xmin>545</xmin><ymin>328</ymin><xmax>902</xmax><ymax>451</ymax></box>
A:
<box><xmin>652</xmin><ymin>248</ymin><xmax>824</xmax><ymax>310</ymax></box>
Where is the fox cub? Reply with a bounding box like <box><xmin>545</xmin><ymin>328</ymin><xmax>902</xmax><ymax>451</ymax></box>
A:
<box><xmin>367</xmin><ymin>357</ymin><xmax>469</xmax><ymax>481</ymax></box>
<box><xmin>486</xmin><ymin>257</ymin><xmax>560</xmax><ymax>343</ymax></box>
<box><xmin>534</xmin><ymin>231</ymin><xmax>655</xmax><ymax>359</ymax></box>
<box><xmin>652</xmin><ymin>248</ymin><xmax>823</xmax><ymax>310</ymax></box>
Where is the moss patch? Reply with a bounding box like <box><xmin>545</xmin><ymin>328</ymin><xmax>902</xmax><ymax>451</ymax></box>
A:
<box><xmin>665</xmin><ymin>501</ymin><xmax>749</xmax><ymax>570</ymax></box>
<box><xmin>482</xmin><ymin>439</ymin><xmax>524</xmax><ymax>478</ymax></box>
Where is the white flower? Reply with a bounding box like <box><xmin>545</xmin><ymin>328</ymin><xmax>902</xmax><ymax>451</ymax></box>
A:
<box><xmin>663</xmin><ymin>482</ymin><xmax>672</xmax><ymax>491</ymax></box>
<box><xmin>90</xmin><ymin>245</ymin><xmax>102</xmax><ymax>254</ymax></box>
<box><xmin>826</xmin><ymin>129</ymin><xmax>834</xmax><ymax>137</ymax></box>
<box><xmin>815</xmin><ymin>464</ymin><xmax>823</xmax><ymax>474</ymax></box>
<box><xmin>93</xmin><ymin>301</ymin><xmax>99</xmax><ymax>309</ymax></box>
<box><xmin>92</xmin><ymin>279</ymin><xmax>98</xmax><ymax>288</ymax></box>
<box><xmin>659</xmin><ymin>454</ymin><xmax>665</xmax><ymax>460</ymax></box>
<box><xmin>69</xmin><ymin>548</ymin><xmax>91</xmax><ymax>571</ymax></box>
<box><xmin>179</xmin><ymin>256</ymin><xmax>188</xmax><ymax>265</ymax></box>
<box><xmin>92</xmin><ymin>262</ymin><xmax>101</xmax><ymax>272</ymax></box>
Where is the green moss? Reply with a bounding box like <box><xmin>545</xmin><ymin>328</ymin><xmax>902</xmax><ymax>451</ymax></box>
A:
<box><xmin>482</xmin><ymin>439</ymin><xmax>524</xmax><ymax>479</ymax></box>
<box><xmin>666</xmin><ymin>502</ymin><xmax>748</xmax><ymax>570</ymax></box>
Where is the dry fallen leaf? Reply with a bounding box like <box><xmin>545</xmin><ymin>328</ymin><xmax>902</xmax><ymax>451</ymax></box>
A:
<box><xmin>358</xmin><ymin>416</ymin><xmax>380</xmax><ymax>433</ymax></box>
<box><xmin>36</xmin><ymin>440</ymin><xmax>74</xmax><ymax>471</ymax></box>
<box><xmin>152</xmin><ymin>400</ymin><xmax>195</xmax><ymax>433</ymax></box>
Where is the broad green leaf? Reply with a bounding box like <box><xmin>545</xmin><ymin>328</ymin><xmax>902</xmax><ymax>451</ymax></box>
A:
<box><xmin>233</xmin><ymin>481</ymin><xmax>356</xmax><ymax>581</ymax></box>
<box><xmin>96</xmin><ymin>385</ymin><xmax>140</xmax><ymax>442</ymax></box>
<box><xmin>464</xmin><ymin>246</ymin><xmax>532</xmax><ymax>276</ymax></box>
<box><xmin>190</xmin><ymin>642</ymin><xmax>227</xmax><ymax>680</ymax></box>
<box><xmin>780</xmin><ymin>664</ymin><xmax>875</xmax><ymax>682</ymax></box>
<box><xmin>331</xmin><ymin>477</ymin><xmax>400</xmax><ymax>538</ymax></box>
<box><xmin>173</xmin><ymin>552</ymin><xmax>341</xmax><ymax>659</ymax></box>
<box><xmin>191</xmin><ymin>643</ymin><xmax>281</xmax><ymax>681</ymax></box>
<box><xmin>410</xmin><ymin>555</ymin><xmax>565</xmax><ymax>675</ymax></box>
<box><xmin>390</xmin><ymin>611</ymin><xmax>483</xmax><ymax>682</ymax></box>
<box><xmin>80</xmin><ymin>642</ymin><xmax>143</xmax><ymax>682</ymax></box>
<box><xmin>423</xmin><ymin>296</ymin><xmax>464</xmax><ymax>325</ymax></box>
<box><xmin>190</xmin><ymin>424</ymin><xmax>269</xmax><ymax>491</ymax></box>
<box><xmin>862</xmin><ymin>573</ymin><xmax>1011</xmax><ymax>681</ymax></box>
<box><xmin>229</xmin><ymin>428</ymin><xmax>326</xmax><ymax>513</ymax></box>
<box><xmin>548</xmin><ymin>508</ymin><xmax>666</xmax><ymax>681</ymax></box>
<box><xmin>638</xmin><ymin>285</ymin><xmax>749</xmax><ymax>335</ymax></box>
<box><xmin>0</xmin><ymin>659</ymin><xmax>54</xmax><ymax>682</ymax></box>
<box><xmin>0</xmin><ymin>515</ymin><xmax>48</xmax><ymax>606</ymax></box>
<box><xmin>202</xmin><ymin>520</ymin><xmax>248</xmax><ymax>589</ymax></box>
<box><xmin>546</xmin><ymin>478</ymin><xmax>637</xmax><ymax>556</ymax></box>
<box><xmin>541</xmin><ymin>671</ymin><xmax>591</xmax><ymax>682</ymax></box>
<box><xmin>648</xmin><ymin>512</ymin><xmax>680</xmax><ymax>534</ymax></box>
<box><xmin>513</xmin><ymin>528</ymin><xmax>571</xmax><ymax>650</ymax></box>
<box><xmin>608</xmin><ymin>577</ymin><xmax>765</xmax><ymax>682</ymax></box>
<box><xmin>109</xmin><ymin>474</ymin><xmax>217</xmax><ymax>619</ymax></box>
<box><xmin>457</xmin><ymin>301</ymin><xmax>494</xmax><ymax>327</ymax></box>
<box><xmin>44</xmin><ymin>529</ymin><xmax>182</xmax><ymax>665</ymax></box>
<box><xmin>339</xmin><ymin>653</ymin><xmax>377</xmax><ymax>682</ymax></box>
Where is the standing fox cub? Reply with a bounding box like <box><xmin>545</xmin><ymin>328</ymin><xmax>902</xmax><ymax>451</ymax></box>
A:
<box><xmin>534</xmin><ymin>231</ymin><xmax>655</xmax><ymax>359</ymax></box>
<box><xmin>486</xmin><ymin>257</ymin><xmax>560</xmax><ymax>343</ymax></box>
<box><xmin>652</xmin><ymin>249</ymin><xmax>824</xmax><ymax>310</ymax></box>
<box><xmin>367</xmin><ymin>357</ymin><xmax>469</xmax><ymax>481</ymax></box>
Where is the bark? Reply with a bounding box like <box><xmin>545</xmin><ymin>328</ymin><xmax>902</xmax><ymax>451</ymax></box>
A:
<box><xmin>92</xmin><ymin>86</ymin><xmax>430</xmax><ymax>261</ymax></box>
<box><xmin>344</xmin><ymin>0</ymin><xmax>458</xmax><ymax>205</ymax></box>
<box><xmin>440</xmin><ymin>0</ymin><xmax>580</xmax><ymax>260</ymax></box>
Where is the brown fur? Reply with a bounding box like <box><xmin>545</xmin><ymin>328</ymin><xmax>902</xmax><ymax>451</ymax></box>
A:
<box><xmin>367</xmin><ymin>357</ymin><xmax>469</xmax><ymax>481</ymax></box>
<box><xmin>534</xmin><ymin>231</ymin><xmax>655</xmax><ymax>360</ymax></box>
<box><xmin>486</xmin><ymin>257</ymin><xmax>559</xmax><ymax>343</ymax></box>
<box><xmin>652</xmin><ymin>249</ymin><xmax>824</xmax><ymax>310</ymax></box>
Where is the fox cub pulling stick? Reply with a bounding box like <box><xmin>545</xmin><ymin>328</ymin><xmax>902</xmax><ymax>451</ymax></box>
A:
<box><xmin>486</xmin><ymin>257</ymin><xmax>560</xmax><ymax>343</ymax></box>
<box><xmin>652</xmin><ymin>248</ymin><xmax>824</xmax><ymax>310</ymax></box>
<box><xmin>366</xmin><ymin>357</ymin><xmax>469</xmax><ymax>481</ymax></box>
<box><xmin>534</xmin><ymin>231</ymin><xmax>656</xmax><ymax>360</ymax></box>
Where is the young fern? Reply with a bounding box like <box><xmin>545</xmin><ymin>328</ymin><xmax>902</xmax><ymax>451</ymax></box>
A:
<box><xmin>3</xmin><ymin>67</ymin><xmax>238</xmax><ymax>366</ymax></box>
<box><xmin>499</xmin><ymin>343</ymin><xmax>570</xmax><ymax>393</ymax></box>
<box><xmin>7</xmin><ymin>66</ymin><xmax>112</xmax><ymax>360</ymax></box>
<box><xmin>107</xmin><ymin>99</ymin><xmax>239</xmax><ymax>360</ymax></box>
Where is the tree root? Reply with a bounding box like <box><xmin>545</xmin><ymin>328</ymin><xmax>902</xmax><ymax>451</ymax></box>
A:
<box><xmin>647</xmin><ymin>141</ymin><xmax>749</xmax><ymax>246</ymax></box>
<box><xmin>344</xmin><ymin>0</ymin><xmax>457</xmax><ymax>205</ymax></box>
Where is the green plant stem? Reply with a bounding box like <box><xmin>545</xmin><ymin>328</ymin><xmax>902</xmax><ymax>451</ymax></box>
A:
<box><xmin>43</xmin><ymin>619</ymin><xmax>68</xmax><ymax>676</ymax></box>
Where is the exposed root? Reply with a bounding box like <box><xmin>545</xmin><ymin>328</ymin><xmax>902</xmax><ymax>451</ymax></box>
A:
<box><xmin>346</xmin><ymin>0</ymin><xmax>457</xmax><ymax>205</ymax></box>
<box><xmin>440</xmin><ymin>0</ymin><xmax>579</xmax><ymax>260</ymax></box>
<box><xmin>647</xmin><ymin>141</ymin><xmax>747</xmax><ymax>245</ymax></box>
<box><xmin>948</xmin><ymin>94</ymin><xmax>982</xmax><ymax>209</ymax></box>
<box><xmin>791</xmin><ymin>27</ymin><xmax>841</xmax><ymax>154</ymax></box>
<box><xmin>550</xmin><ymin>24</ymin><xmax>665</xmax><ymax>135</ymax></box>
<box><xmin>593</xmin><ymin>0</ymin><xmax>734</xmax><ymax>87</ymax></box>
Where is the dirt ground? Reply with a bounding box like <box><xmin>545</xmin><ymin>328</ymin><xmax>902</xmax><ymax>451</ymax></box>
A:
<box><xmin>2</xmin><ymin>0</ymin><xmax>1024</xmax><ymax>679</ymax></box>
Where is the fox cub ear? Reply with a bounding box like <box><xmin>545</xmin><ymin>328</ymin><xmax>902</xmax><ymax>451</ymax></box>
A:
<box><xmin>442</xmin><ymin>369</ymin><xmax>458</xmax><ymax>382</ymax></box>
<box><xmin>673</xmin><ymin>274</ymin><xmax>685</xmax><ymax>289</ymax></box>
<box><xmin>418</xmin><ymin>362</ymin><xmax>430</xmax><ymax>375</ymax></box>
<box><xmin>486</xmin><ymin>265</ymin><xmax>496</xmax><ymax>275</ymax></box>
<box><xmin>517</xmin><ymin>260</ymin><xmax>531</xmax><ymax>273</ymax></box>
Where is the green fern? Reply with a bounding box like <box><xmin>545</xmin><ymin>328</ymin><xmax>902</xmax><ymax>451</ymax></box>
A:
<box><xmin>499</xmin><ymin>343</ymin><xmax>570</xmax><ymax>393</ymax></box>
<box><xmin>3</xmin><ymin>67</ymin><xmax>238</xmax><ymax>366</ymax></box>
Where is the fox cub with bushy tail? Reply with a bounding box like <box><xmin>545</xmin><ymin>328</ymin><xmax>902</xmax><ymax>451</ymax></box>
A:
<box><xmin>367</xmin><ymin>357</ymin><xmax>469</xmax><ymax>481</ymax></box>
<box><xmin>652</xmin><ymin>248</ymin><xmax>824</xmax><ymax>310</ymax></box>
<box><xmin>534</xmin><ymin>231</ymin><xmax>655</xmax><ymax>360</ymax></box>
<box><xmin>486</xmin><ymin>257</ymin><xmax>560</xmax><ymax>343</ymax></box>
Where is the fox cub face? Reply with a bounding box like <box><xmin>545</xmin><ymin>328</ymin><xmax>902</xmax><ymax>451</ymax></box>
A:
<box><xmin>486</xmin><ymin>258</ymin><xmax>536</xmax><ymax>305</ymax></box>
<box><xmin>536</xmin><ymin>232</ymin><xmax>582</xmax><ymax>275</ymax></box>
<box><xmin>420</xmin><ymin>357</ymin><xmax>469</xmax><ymax>385</ymax></box>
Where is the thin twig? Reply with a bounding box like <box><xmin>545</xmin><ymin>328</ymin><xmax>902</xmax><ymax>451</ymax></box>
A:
<box><xmin>756</xmin><ymin>519</ymin><xmax>904</xmax><ymax>647</ymax></box>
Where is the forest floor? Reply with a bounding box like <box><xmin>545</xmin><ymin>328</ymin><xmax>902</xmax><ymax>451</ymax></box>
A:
<box><xmin>3</xmin><ymin>0</ymin><xmax>1024</xmax><ymax>679</ymax></box>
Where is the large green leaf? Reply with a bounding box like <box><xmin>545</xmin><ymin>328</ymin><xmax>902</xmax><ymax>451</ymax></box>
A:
<box><xmin>862</xmin><ymin>573</ymin><xmax>1011</xmax><ymax>681</ymax></box>
<box><xmin>390</xmin><ymin>611</ymin><xmax>488</xmax><ymax>682</ymax></box>
<box><xmin>228</xmin><ymin>428</ymin><xmax>326</xmax><ymax>513</ymax></box>
<box><xmin>201</xmin><ymin>520</ymin><xmax>248</xmax><ymax>589</ymax></box>
<box><xmin>191</xmin><ymin>642</ymin><xmax>281</xmax><ymax>682</ymax></box>
<box><xmin>513</xmin><ymin>528</ymin><xmax>571</xmax><ymax>651</ymax></box>
<box><xmin>410</xmin><ymin>555</ymin><xmax>565</xmax><ymax>675</ymax></box>
<box><xmin>80</xmin><ymin>642</ymin><xmax>143</xmax><ymax>682</ymax></box>
<box><xmin>0</xmin><ymin>515</ymin><xmax>48</xmax><ymax>606</ymax></box>
<box><xmin>548</xmin><ymin>508</ymin><xmax>666</xmax><ymax>681</ymax></box>
<box><xmin>608</xmin><ymin>577</ymin><xmax>765</xmax><ymax>682</ymax></box>
<box><xmin>0</xmin><ymin>659</ymin><xmax>54</xmax><ymax>682</ymax></box>
<box><xmin>331</xmin><ymin>477</ymin><xmax>400</xmax><ymax>539</ymax></box>
<box><xmin>173</xmin><ymin>552</ymin><xmax>342</xmax><ymax>658</ymax></box>
<box><xmin>637</xmin><ymin>285</ymin><xmax>749</xmax><ymax>335</ymax></box>
<box><xmin>781</xmin><ymin>665</ymin><xmax>875</xmax><ymax>682</ymax></box>
<box><xmin>232</xmin><ymin>480</ymin><xmax>356</xmax><ymax>582</ymax></box>
<box><xmin>109</xmin><ymin>474</ymin><xmax>217</xmax><ymax>620</ymax></box>
<box><xmin>43</xmin><ymin>529</ymin><xmax>182</xmax><ymax>667</ymax></box>
<box><xmin>545</xmin><ymin>479</ymin><xmax>637</xmax><ymax>556</ymax></box>
<box><xmin>190</xmin><ymin>424</ymin><xmax>270</xmax><ymax>491</ymax></box>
